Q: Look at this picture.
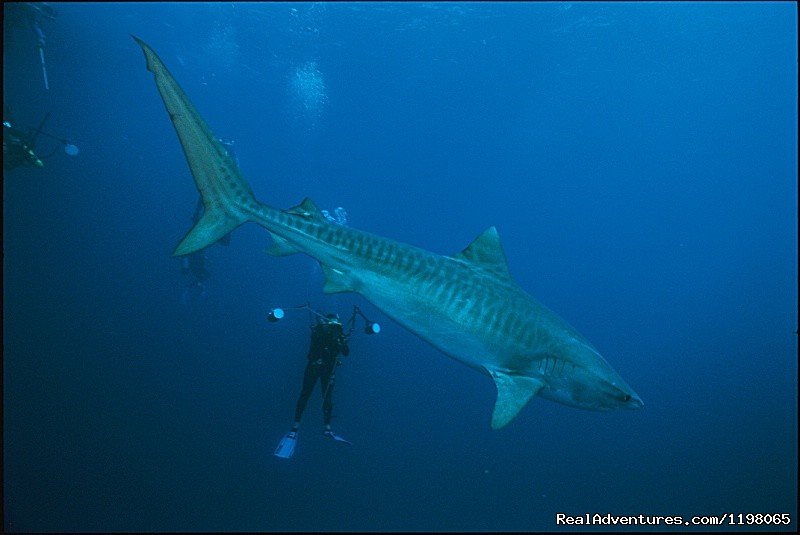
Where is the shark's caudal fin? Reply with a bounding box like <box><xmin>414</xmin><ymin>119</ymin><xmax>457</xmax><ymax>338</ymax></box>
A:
<box><xmin>133</xmin><ymin>35</ymin><xmax>253</xmax><ymax>256</ymax></box>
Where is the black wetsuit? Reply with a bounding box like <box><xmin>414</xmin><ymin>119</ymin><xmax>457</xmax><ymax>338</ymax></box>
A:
<box><xmin>294</xmin><ymin>321</ymin><xmax>350</xmax><ymax>426</ymax></box>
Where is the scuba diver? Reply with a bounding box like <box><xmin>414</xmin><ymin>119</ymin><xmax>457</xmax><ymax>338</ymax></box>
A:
<box><xmin>3</xmin><ymin>118</ymin><xmax>44</xmax><ymax>170</ymax></box>
<box><xmin>180</xmin><ymin>248</ymin><xmax>210</xmax><ymax>303</ymax></box>
<box><xmin>3</xmin><ymin>104</ymin><xmax>79</xmax><ymax>171</ymax></box>
<box><xmin>293</xmin><ymin>313</ymin><xmax>350</xmax><ymax>433</ymax></box>
<box><xmin>180</xmin><ymin>195</ymin><xmax>233</xmax><ymax>304</ymax></box>
<box><xmin>179</xmin><ymin>137</ymin><xmax>237</xmax><ymax>302</ymax></box>
<box><xmin>270</xmin><ymin>303</ymin><xmax>380</xmax><ymax>459</ymax></box>
<box><xmin>275</xmin><ymin>312</ymin><xmax>352</xmax><ymax>458</ymax></box>
<box><xmin>181</xmin><ymin>199</ymin><xmax>211</xmax><ymax>303</ymax></box>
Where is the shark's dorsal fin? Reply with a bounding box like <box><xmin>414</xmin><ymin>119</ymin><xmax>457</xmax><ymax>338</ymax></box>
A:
<box><xmin>453</xmin><ymin>226</ymin><xmax>512</xmax><ymax>278</ymax></box>
<box><xmin>488</xmin><ymin>369</ymin><xmax>544</xmax><ymax>429</ymax></box>
<box><xmin>285</xmin><ymin>197</ymin><xmax>326</xmax><ymax>221</ymax></box>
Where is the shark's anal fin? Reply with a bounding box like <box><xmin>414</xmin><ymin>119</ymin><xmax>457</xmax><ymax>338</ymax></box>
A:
<box><xmin>452</xmin><ymin>227</ymin><xmax>512</xmax><ymax>279</ymax></box>
<box><xmin>488</xmin><ymin>369</ymin><xmax>544</xmax><ymax>429</ymax></box>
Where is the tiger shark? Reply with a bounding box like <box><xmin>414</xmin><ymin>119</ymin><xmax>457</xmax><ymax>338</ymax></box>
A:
<box><xmin>134</xmin><ymin>36</ymin><xmax>643</xmax><ymax>429</ymax></box>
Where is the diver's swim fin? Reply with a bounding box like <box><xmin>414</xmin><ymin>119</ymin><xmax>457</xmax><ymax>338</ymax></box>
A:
<box><xmin>274</xmin><ymin>430</ymin><xmax>298</xmax><ymax>459</ymax></box>
<box><xmin>323</xmin><ymin>430</ymin><xmax>353</xmax><ymax>445</ymax></box>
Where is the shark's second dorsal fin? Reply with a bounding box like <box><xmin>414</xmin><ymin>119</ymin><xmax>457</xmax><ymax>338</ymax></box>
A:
<box><xmin>266</xmin><ymin>198</ymin><xmax>327</xmax><ymax>257</ymax></box>
<box><xmin>453</xmin><ymin>226</ymin><xmax>512</xmax><ymax>279</ymax></box>
<box><xmin>285</xmin><ymin>197</ymin><xmax>326</xmax><ymax>221</ymax></box>
<box><xmin>488</xmin><ymin>369</ymin><xmax>544</xmax><ymax>429</ymax></box>
<box><xmin>267</xmin><ymin>197</ymin><xmax>325</xmax><ymax>256</ymax></box>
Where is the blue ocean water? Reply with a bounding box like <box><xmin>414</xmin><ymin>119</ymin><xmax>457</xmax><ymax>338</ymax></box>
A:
<box><xmin>3</xmin><ymin>2</ymin><xmax>797</xmax><ymax>532</ymax></box>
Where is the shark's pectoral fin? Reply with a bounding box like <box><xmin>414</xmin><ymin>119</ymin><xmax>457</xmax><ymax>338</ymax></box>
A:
<box><xmin>488</xmin><ymin>369</ymin><xmax>544</xmax><ymax>429</ymax></box>
<box><xmin>321</xmin><ymin>265</ymin><xmax>354</xmax><ymax>294</ymax></box>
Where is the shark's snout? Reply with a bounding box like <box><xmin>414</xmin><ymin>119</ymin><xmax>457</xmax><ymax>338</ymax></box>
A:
<box><xmin>624</xmin><ymin>392</ymin><xmax>644</xmax><ymax>410</ymax></box>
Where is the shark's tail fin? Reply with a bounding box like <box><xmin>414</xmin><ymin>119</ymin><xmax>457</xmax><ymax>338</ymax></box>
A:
<box><xmin>133</xmin><ymin>35</ymin><xmax>253</xmax><ymax>256</ymax></box>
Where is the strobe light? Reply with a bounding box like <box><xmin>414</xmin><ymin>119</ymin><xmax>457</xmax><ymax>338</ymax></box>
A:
<box><xmin>365</xmin><ymin>322</ymin><xmax>381</xmax><ymax>335</ymax></box>
<box><xmin>267</xmin><ymin>308</ymin><xmax>285</xmax><ymax>322</ymax></box>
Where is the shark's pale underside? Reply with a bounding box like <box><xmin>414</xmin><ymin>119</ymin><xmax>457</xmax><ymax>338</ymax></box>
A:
<box><xmin>134</xmin><ymin>36</ymin><xmax>643</xmax><ymax>429</ymax></box>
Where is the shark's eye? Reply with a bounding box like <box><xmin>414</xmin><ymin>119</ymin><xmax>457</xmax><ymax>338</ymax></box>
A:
<box><xmin>623</xmin><ymin>394</ymin><xmax>631</xmax><ymax>402</ymax></box>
